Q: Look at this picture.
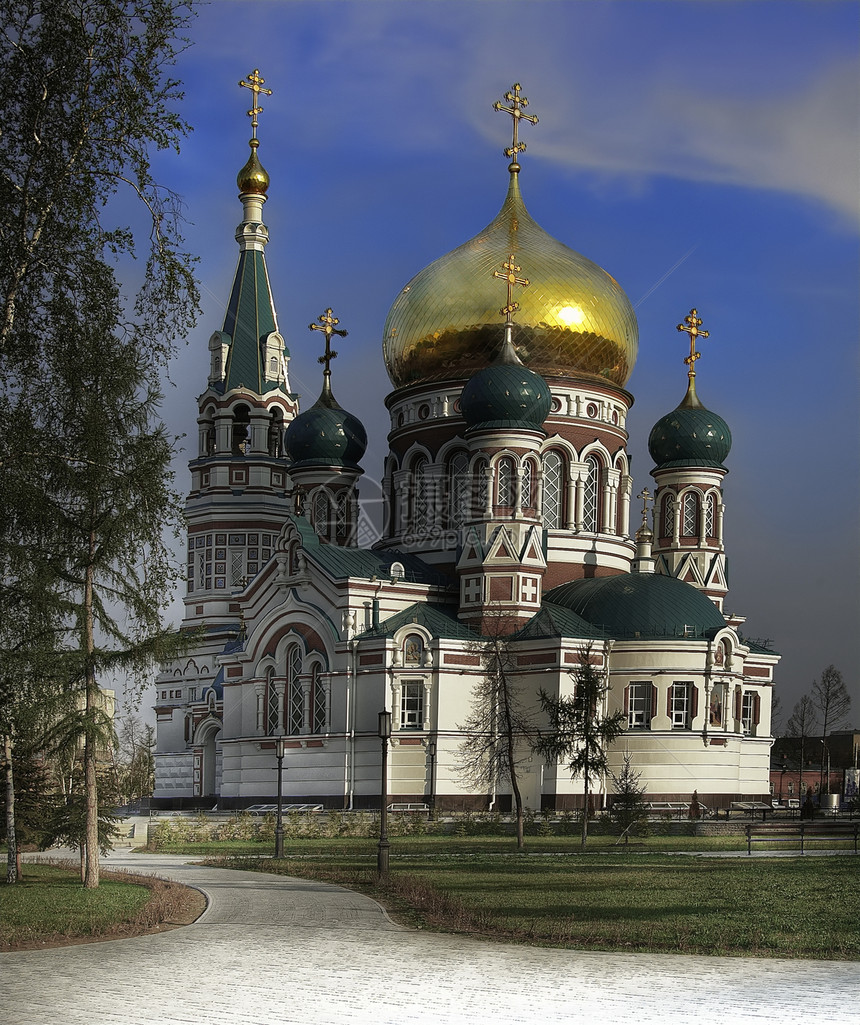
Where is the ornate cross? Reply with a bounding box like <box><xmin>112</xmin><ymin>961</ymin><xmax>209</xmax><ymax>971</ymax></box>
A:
<box><xmin>309</xmin><ymin>308</ymin><xmax>348</xmax><ymax>375</ymax></box>
<box><xmin>637</xmin><ymin>487</ymin><xmax>652</xmax><ymax>529</ymax></box>
<box><xmin>677</xmin><ymin>308</ymin><xmax>709</xmax><ymax>370</ymax></box>
<box><xmin>493</xmin><ymin>83</ymin><xmax>539</xmax><ymax>165</ymax></box>
<box><xmin>494</xmin><ymin>254</ymin><xmax>529</xmax><ymax>320</ymax></box>
<box><xmin>239</xmin><ymin>69</ymin><xmax>273</xmax><ymax>139</ymax></box>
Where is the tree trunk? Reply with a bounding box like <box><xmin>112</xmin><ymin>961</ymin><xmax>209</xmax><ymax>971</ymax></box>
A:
<box><xmin>500</xmin><ymin>665</ymin><xmax>525</xmax><ymax>850</ymax></box>
<box><xmin>581</xmin><ymin>770</ymin><xmax>590</xmax><ymax>849</ymax></box>
<box><xmin>4</xmin><ymin>735</ymin><xmax>17</xmax><ymax>884</ymax></box>
<box><xmin>83</xmin><ymin>543</ymin><xmax>100</xmax><ymax>889</ymax></box>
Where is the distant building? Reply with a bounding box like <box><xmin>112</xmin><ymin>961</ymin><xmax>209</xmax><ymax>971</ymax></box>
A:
<box><xmin>154</xmin><ymin>80</ymin><xmax>779</xmax><ymax>811</ymax></box>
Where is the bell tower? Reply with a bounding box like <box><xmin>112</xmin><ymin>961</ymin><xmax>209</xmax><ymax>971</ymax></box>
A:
<box><xmin>184</xmin><ymin>70</ymin><xmax>298</xmax><ymax>629</ymax></box>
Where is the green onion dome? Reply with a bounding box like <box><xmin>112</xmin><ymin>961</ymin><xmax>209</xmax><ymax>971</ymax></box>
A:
<box><xmin>648</xmin><ymin>378</ymin><xmax>731</xmax><ymax>470</ymax></box>
<box><xmin>460</xmin><ymin>354</ymin><xmax>551</xmax><ymax>433</ymax></box>
<box><xmin>285</xmin><ymin>379</ymin><xmax>367</xmax><ymax>471</ymax></box>
<box><xmin>545</xmin><ymin>573</ymin><xmax>726</xmax><ymax>641</ymax></box>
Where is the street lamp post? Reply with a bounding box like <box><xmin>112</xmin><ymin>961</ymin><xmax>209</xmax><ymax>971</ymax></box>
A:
<box><xmin>428</xmin><ymin>738</ymin><xmax>437</xmax><ymax>820</ymax></box>
<box><xmin>377</xmin><ymin>710</ymin><xmax>392</xmax><ymax>880</ymax></box>
<box><xmin>274</xmin><ymin>737</ymin><xmax>286</xmax><ymax>859</ymax></box>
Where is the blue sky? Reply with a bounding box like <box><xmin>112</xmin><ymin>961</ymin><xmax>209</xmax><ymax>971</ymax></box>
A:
<box><xmin>145</xmin><ymin>0</ymin><xmax>859</xmax><ymax>724</ymax></box>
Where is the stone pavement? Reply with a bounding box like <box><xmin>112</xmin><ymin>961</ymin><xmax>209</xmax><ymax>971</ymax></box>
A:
<box><xmin>3</xmin><ymin>849</ymin><xmax>858</xmax><ymax>1025</ymax></box>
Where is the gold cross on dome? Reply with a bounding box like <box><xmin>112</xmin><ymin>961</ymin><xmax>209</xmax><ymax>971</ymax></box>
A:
<box><xmin>239</xmin><ymin>69</ymin><xmax>273</xmax><ymax>139</ymax></box>
<box><xmin>493</xmin><ymin>83</ymin><xmax>539</xmax><ymax>165</ymax></box>
<box><xmin>637</xmin><ymin>487</ymin><xmax>652</xmax><ymax>527</ymax></box>
<box><xmin>494</xmin><ymin>254</ymin><xmax>529</xmax><ymax>320</ymax></box>
<box><xmin>677</xmin><ymin>308</ymin><xmax>709</xmax><ymax>369</ymax></box>
<box><xmin>309</xmin><ymin>308</ymin><xmax>348</xmax><ymax>375</ymax></box>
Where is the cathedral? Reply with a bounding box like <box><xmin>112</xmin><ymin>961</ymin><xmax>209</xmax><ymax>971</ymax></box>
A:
<box><xmin>153</xmin><ymin>78</ymin><xmax>778</xmax><ymax>811</ymax></box>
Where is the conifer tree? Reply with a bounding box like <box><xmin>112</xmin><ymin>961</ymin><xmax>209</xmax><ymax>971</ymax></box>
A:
<box><xmin>534</xmin><ymin>644</ymin><xmax>625</xmax><ymax>848</ymax></box>
<box><xmin>0</xmin><ymin>0</ymin><xmax>199</xmax><ymax>886</ymax></box>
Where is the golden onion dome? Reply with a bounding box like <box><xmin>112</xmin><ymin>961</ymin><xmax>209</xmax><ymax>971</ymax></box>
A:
<box><xmin>237</xmin><ymin>138</ymin><xmax>270</xmax><ymax>195</ymax></box>
<box><xmin>383</xmin><ymin>172</ymin><xmax>638</xmax><ymax>389</ymax></box>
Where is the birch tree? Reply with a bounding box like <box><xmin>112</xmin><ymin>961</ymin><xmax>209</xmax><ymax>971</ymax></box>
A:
<box><xmin>456</xmin><ymin>618</ymin><xmax>536</xmax><ymax>849</ymax></box>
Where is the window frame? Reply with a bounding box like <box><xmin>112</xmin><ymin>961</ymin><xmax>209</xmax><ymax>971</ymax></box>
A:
<box><xmin>400</xmin><ymin>679</ymin><xmax>424</xmax><ymax>730</ymax></box>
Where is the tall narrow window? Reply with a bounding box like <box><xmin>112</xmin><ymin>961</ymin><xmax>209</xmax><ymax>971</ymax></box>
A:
<box><xmin>473</xmin><ymin>459</ymin><xmax>489</xmax><ymax>517</ymax></box>
<box><xmin>670</xmin><ymin>682</ymin><xmax>694</xmax><ymax>729</ymax></box>
<box><xmin>265</xmin><ymin>668</ymin><xmax>279</xmax><ymax>736</ymax></box>
<box><xmin>627</xmin><ymin>683</ymin><xmax>653</xmax><ymax>729</ymax></box>
<box><xmin>521</xmin><ymin>460</ymin><xmax>534</xmax><ymax>509</ymax></box>
<box><xmin>335</xmin><ymin>492</ymin><xmax>350</xmax><ymax>544</ymax></box>
<box><xmin>312</xmin><ymin>664</ymin><xmax>327</xmax><ymax>734</ymax></box>
<box><xmin>741</xmin><ymin>691</ymin><xmax>760</xmax><ymax>735</ymax></box>
<box><xmin>412</xmin><ymin>458</ymin><xmax>429</xmax><ymax>532</ymax></box>
<box><xmin>312</xmin><ymin>492</ymin><xmax>331</xmax><ymax>540</ymax></box>
<box><xmin>705</xmin><ymin>494</ymin><xmax>716</xmax><ymax>537</ymax></box>
<box><xmin>661</xmin><ymin>494</ymin><xmax>675</xmax><ymax>538</ymax></box>
<box><xmin>448</xmin><ymin>451</ymin><xmax>470</xmax><ymax>527</ymax></box>
<box><xmin>230</xmin><ymin>550</ymin><xmax>244</xmax><ymax>587</ymax></box>
<box><xmin>542</xmin><ymin>451</ymin><xmax>563</xmax><ymax>528</ymax></box>
<box><xmin>400</xmin><ymin>681</ymin><xmax>424</xmax><ymax>730</ymax></box>
<box><xmin>583</xmin><ymin>456</ymin><xmax>600</xmax><ymax>532</ymax></box>
<box><xmin>286</xmin><ymin>644</ymin><xmax>303</xmax><ymax>734</ymax></box>
<box><xmin>683</xmin><ymin>493</ymin><xmax>698</xmax><ymax>536</ymax></box>
<box><xmin>497</xmin><ymin>457</ymin><xmax>515</xmax><ymax>507</ymax></box>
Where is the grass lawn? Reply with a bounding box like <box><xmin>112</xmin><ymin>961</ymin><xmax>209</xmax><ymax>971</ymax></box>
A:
<box><xmin>0</xmin><ymin>862</ymin><xmax>205</xmax><ymax>950</ymax></box>
<box><xmin>205</xmin><ymin>848</ymin><xmax>860</xmax><ymax>960</ymax></box>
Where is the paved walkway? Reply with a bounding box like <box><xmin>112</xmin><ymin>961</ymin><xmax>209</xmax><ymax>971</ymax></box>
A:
<box><xmin>3</xmin><ymin>848</ymin><xmax>858</xmax><ymax>1025</ymax></box>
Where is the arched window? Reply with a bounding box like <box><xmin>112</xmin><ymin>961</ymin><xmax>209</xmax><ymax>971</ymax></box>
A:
<box><xmin>312</xmin><ymin>492</ymin><xmax>331</xmax><ymax>540</ymax></box>
<box><xmin>268</xmin><ymin>356</ymin><xmax>279</xmax><ymax>379</ymax></box>
<box><xmin>311</xmin><ymin>664</ymin><xmax>327</xmax><ymax>734</ymax></box>
<box><xmin>335</xmin><ymin>491</ymin><xmax>351</xmax><ymax>544</ymax></box>
<box><xmin>268</xmin><ymin>413</ymin><xmax>282</xmax><ymax>457</ymax></box>
<box><xmin>286</xmin><ymin>644</ymin><xmax>303</xmax><ymax>734</ymax></box>
<box><xmin>661</xmin><ymin>493</ymin><xmax>675</xmax><ymax>538</ymax></box>
<box><xmin>542</xmin><ymin>451</ymin><xmax>563</xmax><ymax>529</ymax></box>
<box><xmin>232</xmin><ymin>404</ymin><xmax>250</xmax><ymax>455</ymax></box>
<box><xmin>412</xmin><ymin>457</ymin><xmax>429</xmax><ymax>532</ymax></box>
<box><xmin>521</xmin><ymin>459</ymin><xmax>534</xmax><ymax>509</ymax></box>
<box><xmin>265</xmin><ymin>667</ymin><xmax>279</xmax><ymax>736</ymax></box>
<box><xmin>448</xmin><ymin>451</ymin><xmax>470</xmax><ymax>528</ymax></box>
<box><xmin>497</xmin><ymin>456</ymin><xmax>515</xmax><ymax>507</ymax></box>
<box><xmin>683</xmin><ymin>492</ymin><xmax>699</xmax><ymax>537</ymax></box>
<box><xmin>583</xmin><ymin>456</ymin><xmax>600</xmax><ymax>532</ymax></box>
<box><xmin>705</xmin><ymin>493</ymin><xmax>716</xmax><ymax>537</ymax></box>
<box><xmin>473</xmin><ymin>458</ymin><xmax>489</xmax><ymax>517</ymax></box>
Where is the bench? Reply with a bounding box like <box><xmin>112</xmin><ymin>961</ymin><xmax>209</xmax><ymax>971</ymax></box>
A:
<box><xmin>745</xmin><ymin>822</ymin><xmax>859</xmax><ymax>855</ymax></box>
<box><xmin>245</xmin><ymin>803</ymin><xmax>324</xmax><ymax>814</ymax></box>
<box><xmin>644</xmin><ymin>801</ymin><xmax>709</xmax><ymax>819</ymax></box>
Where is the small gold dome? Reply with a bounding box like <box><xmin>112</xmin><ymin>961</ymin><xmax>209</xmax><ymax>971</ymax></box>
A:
<box><xmin>383</xmin><ymin>174</ymin><xmax>638</xmax><ymax>389</ymax></box>
<box><xmin>237</xmin><ymin>139</ymin><xmax>270</xmax><ymax>195</ymax></box>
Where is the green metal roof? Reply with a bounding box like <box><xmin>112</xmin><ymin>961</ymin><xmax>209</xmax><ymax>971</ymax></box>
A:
<box><xmin>358</xmin><ymin>603</ymin><xmax>479</xmax><ymax>641</ymax></box>
<box><xmin>221</xmin><ymin>248</ymin><xmax>286</xmax><ymax>394</ymax></box>
<box><xmin>512</xmin><ymin>602</ymin><xmax>608</xmax><ymax>642</ymax></box>
<box><xmin>291</xmin><ymin>515</ymin><xmax>451</xmax><ymax>587</ymax></box>
<box><xmin>545</xmin><ymin>573</ymin><xmax>727</xmax><ymax>641</ymax></box>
